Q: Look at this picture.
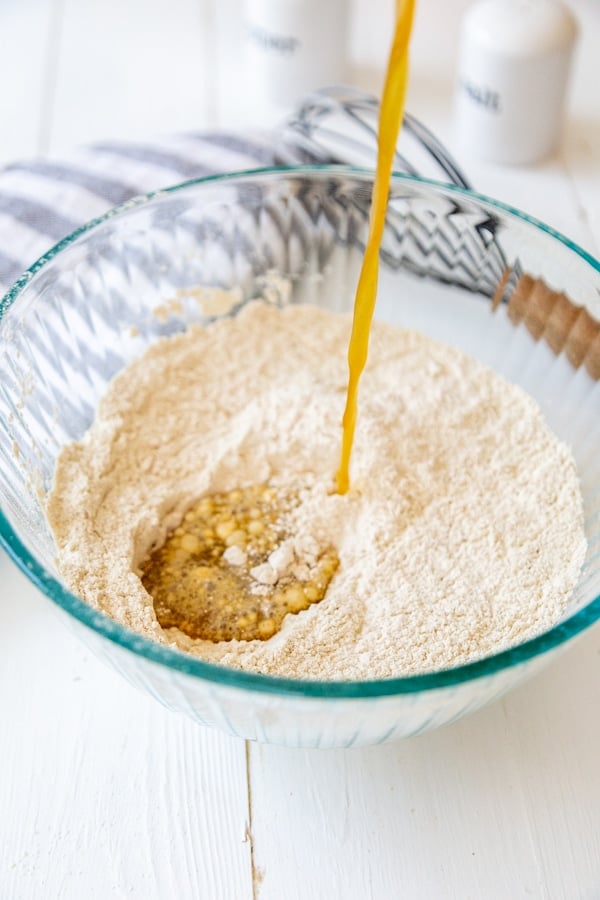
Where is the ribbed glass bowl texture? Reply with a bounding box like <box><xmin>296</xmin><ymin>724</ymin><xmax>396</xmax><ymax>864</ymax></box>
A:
<box><xmin>1</xmin><ymin>167</ymin><xmax>600</xmax><ymax>749</ymax></box>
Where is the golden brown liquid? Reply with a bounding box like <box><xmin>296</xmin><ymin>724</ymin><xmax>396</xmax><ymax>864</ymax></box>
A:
<box><xmin>143</xmin><ymin>1</ymin><xmax>415</xmax><ymax>641</ymax></box>
<box><xmin>336</xmin><ymin>0</ymin><xmax>417</xmax><ymax>494</ymax></box>
<box><xmin>141</xmin><ymin>484</ymin><xmax>338</xmax><ymax>642</ymax></box>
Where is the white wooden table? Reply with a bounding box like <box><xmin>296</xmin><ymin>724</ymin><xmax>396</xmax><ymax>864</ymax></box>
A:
<box><xmin>1</xmin><ymin>1</ymin><xmax>599</xmax><ymax>897</ymax></box>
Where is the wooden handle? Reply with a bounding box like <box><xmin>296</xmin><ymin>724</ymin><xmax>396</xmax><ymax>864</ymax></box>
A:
<box><xmin>493</xmin><ymin>270</ymin><xmax>600</xmax><ymax>380</ymax></box>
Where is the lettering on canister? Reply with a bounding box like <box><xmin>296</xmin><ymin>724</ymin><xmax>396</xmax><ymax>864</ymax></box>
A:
<box><xmin>247</xmin><ymin>24</ymin><xmax>301</xmax><ymax>55</ymax></box>
<box><xmin>460</xmin><ymin>78</ymin><xmax>502</xmax><ymax>113</ymax></box>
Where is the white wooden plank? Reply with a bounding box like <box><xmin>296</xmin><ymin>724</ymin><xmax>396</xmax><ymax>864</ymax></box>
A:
<box><xmin>0</xmin><ymin>0</ymin><xmax>58</xmax><ymax>164</ymax></box>
<box><xmin>0</xmin><ymin>550</ymin><xmax>253</xmax><ymax>900</ymax></box>
<box><xmin>503</xmin><ymin>641</ymin><xmax>600</xmax><ymax>897</ymax></box>
<box><xmin>47</xmin><ymin>0</ymin><xmax>214</xmax><ymax>155</ymax></box>
<box><xmin>249</xmin><ymin>626</ymin><xmax>600</xmax><ymax>900</ymax></box>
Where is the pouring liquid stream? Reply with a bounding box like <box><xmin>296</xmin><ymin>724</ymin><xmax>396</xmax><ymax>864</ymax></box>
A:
<box><xmin>143</xmin><ymin>0</ymin><xmax>417</xmax><ymax>642</ymax></box>
<box><xmin>336</xmin><ymin>0</ymin><xmax>417</xmax><ymax>494</ymax></box>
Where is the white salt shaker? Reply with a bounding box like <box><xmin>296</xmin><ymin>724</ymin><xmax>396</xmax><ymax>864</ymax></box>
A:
<box><xmin>454</xmin><ymin>0</ymin><xmax>578</xmax><ymax>165</ymax></box>
<box><xmin>241</xmin><ymin>0</ymin><xmax>349</xmax><ymax>128</ymax></box>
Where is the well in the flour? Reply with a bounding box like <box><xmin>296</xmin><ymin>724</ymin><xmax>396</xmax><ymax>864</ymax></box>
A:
<box><xmin>140</xmin><ymin>482</ymin><xmax>339</xmax><ymax>642</ymax></box>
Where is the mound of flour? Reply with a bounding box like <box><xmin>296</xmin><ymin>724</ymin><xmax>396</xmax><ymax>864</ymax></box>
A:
<box><xmin>47</xmin><ymin>301</ymin><xmax>586</xmax><ymax>679</ymax></box>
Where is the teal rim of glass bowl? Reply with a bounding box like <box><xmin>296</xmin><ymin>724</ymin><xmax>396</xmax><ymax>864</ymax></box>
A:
<box><xmin>1</xmin><ymin>164</ymin><xmax>600</xmax><ymax>700</ymax></box>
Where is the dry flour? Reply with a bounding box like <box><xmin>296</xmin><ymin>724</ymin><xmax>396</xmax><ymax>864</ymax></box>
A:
<box><xmin>47</xmin><ymin>301</ymin><xmax>587</xmax><ymax>680</ymax></box>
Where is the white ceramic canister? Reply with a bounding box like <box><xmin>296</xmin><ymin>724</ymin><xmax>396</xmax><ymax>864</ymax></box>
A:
<box><xmin>454</xmin><ymin>0</ymin><xmax>578</xmax><ymax>165</ymax></box>
<box><xmin>241</xmin><ymin>0</ymin><xmax>350</xmax><ymax>127</ymax></box>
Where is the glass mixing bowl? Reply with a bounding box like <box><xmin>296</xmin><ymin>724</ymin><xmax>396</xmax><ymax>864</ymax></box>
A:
<box><xmin>1</xmin><ymin>167</ymin><xmax>599</xmax><ymax>749</ymax></box>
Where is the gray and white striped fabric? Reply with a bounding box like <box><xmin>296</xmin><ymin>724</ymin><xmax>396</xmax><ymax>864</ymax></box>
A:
<box><xmin>0</xmin><ymin>131</ymin><xmax>315</xmax><ymax>297</ymax></box>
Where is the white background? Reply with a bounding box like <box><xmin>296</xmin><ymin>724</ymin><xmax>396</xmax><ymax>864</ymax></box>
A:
<box><xmin>1</xmin><ymin>1</ymin><xmax>599</xmax><ymax>898</ymax></box>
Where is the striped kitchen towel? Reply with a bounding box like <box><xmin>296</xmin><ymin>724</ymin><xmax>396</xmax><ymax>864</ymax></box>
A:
<box><xmin>0</xmin><ymin>130</ymin><xmax>315</xmax><ymax>298</ymax></box>
<box><xmin>0</xmin><ymin>88</ymin><xmax>477</xmax><ymax>300</ymax></box>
